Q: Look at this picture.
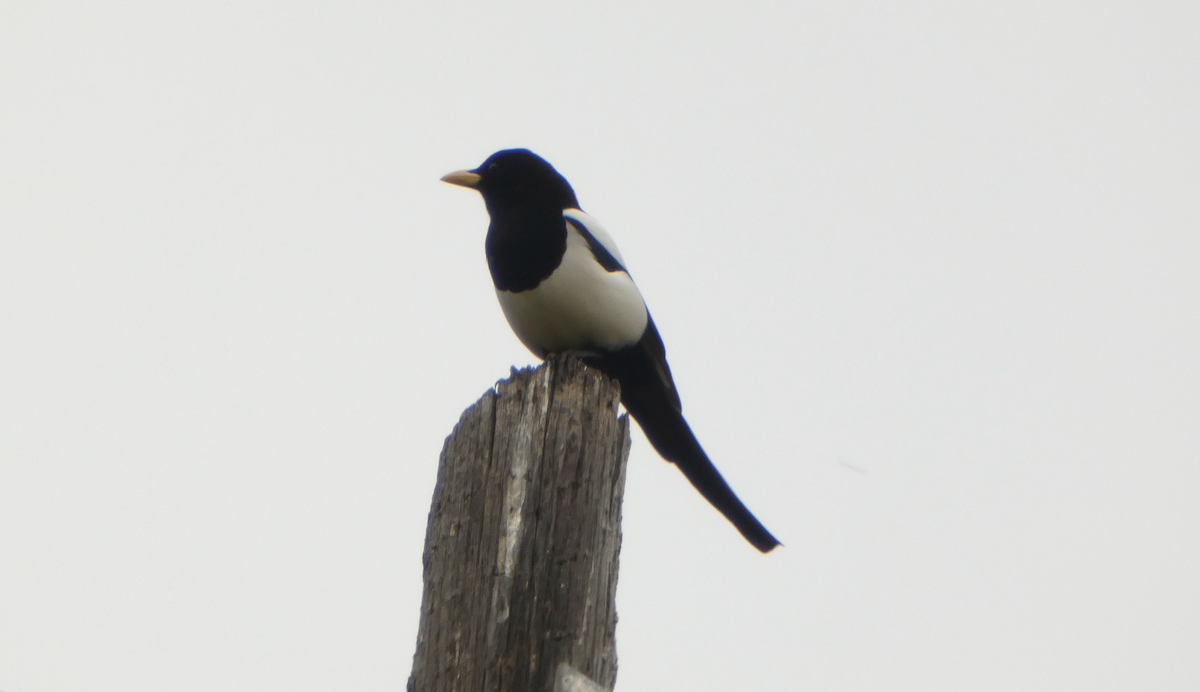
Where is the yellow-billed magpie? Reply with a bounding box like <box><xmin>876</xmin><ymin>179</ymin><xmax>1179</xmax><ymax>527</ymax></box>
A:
<box><xmin>441</xmin><ymin>149</ymin><xmax>780</xmax><ymax>553</ymax></box>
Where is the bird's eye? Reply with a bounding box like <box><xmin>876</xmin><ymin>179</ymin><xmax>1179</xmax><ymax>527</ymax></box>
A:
<box><xmin>487</xmin><ymin>162</ymin><xmax>499</xmax><ymax>171</ymax></box>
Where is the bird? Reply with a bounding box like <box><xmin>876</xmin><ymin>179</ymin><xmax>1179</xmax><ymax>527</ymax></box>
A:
<box><xmin>441</xmin><ymin>149</ymin><xmax>780</xmax><ymax>553</ymax></box>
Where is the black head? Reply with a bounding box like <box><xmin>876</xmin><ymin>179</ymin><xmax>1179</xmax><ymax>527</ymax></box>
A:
<box><xmin>442</xmin><ymin>149</ymin><xmax>583</xmax><ymax>292</ymax></box>
<box><xmin>443</xmin><ymin>149</ymin><xmax>580</xmax><ymax>215</ymax></box>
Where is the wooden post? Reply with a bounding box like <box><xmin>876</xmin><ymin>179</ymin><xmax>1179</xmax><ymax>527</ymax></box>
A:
<box><xmin>407</xmin><ymin>355</ymin><xmax>631</xmax><ymax>692</ymax></box>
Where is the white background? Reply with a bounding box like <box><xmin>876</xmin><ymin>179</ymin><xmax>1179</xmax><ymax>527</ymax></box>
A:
<box><xmin>2</xmin><ymin>2</ymin><xmax>1197</xmax><ymax>691</ymax></box>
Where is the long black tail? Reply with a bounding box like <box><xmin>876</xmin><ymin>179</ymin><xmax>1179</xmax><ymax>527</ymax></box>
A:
<box><xmin>585</xmin><ymin>321</ymin><xmax>781</xmax><ymax>553</ymax></box>
<box><xmin>629</xmin><ymin>397</ymin><xmax>781</xmax><ymax>552</ymax></box>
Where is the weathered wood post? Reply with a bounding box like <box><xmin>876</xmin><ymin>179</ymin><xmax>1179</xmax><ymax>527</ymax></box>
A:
<box><xmin>407</xmin><ymin>355</ymin><xmax>631</xmax><ymax>692</ymax></box>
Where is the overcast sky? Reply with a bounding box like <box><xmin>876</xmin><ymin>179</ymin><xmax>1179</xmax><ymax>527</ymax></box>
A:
<box><xmin>2</xmin><ymin>2</ymin><xmax>1198</xmax><ymax>691</ymax></box>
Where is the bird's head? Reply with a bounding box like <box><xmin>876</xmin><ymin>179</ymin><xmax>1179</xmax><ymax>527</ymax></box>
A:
<box><xmin>441</xmin><ymin>149</ymin><xmax>580</xmax><ymax>215</ymax></box>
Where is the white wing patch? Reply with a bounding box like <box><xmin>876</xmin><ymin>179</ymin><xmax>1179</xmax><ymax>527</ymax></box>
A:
<box><xmin>496</xmin><ymin>214</ymin><xmax>648</xmax><ymax>356</ymax></box>
<box><xmin>563</xmin><ymin>209</ymin><xmax>628</xmax><ymax>270</ymax></box>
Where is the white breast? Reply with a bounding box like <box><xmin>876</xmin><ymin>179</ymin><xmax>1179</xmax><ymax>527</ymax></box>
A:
<box><xmin>496</xmin><ymin>212</ymin><xmax>648</xmax><ymax>356</ymax></box>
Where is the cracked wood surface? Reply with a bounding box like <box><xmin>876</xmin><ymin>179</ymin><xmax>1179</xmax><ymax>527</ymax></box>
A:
<box><xmin>408</xmin><ymin>355</ymin><xmax>630</xmax><ymax>692</ymax></box>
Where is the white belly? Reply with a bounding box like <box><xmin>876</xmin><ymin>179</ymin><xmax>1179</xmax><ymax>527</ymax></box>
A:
<box><xmin>496</xmin><ymin>223</ymin><xmax>648</xmax><ymax>356</ymax></box>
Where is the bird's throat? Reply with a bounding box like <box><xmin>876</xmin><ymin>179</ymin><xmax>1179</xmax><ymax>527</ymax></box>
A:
<box><xmin>485</xmin><ymin>211</ymin><xmax>568</xmax><ymax>293</ymax></box>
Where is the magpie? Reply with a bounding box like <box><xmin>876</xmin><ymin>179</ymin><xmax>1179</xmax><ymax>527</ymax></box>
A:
<box><xmin>441</xmin><ymin>149</ymin><xmax>780</xmax><ymax>553</ymax></box>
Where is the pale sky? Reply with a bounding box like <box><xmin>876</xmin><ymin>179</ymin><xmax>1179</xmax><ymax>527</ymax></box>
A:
<box><xmin>2</xmin><ymin>2</ymin><xmax>1198</xmax><ymax>691</ymax></box>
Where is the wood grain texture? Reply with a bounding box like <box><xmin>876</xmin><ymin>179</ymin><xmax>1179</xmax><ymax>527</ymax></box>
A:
<box><xmin>408</xmin><ymin>355</ymin><xmax>630</xmax><ymax>692</ymax></box>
